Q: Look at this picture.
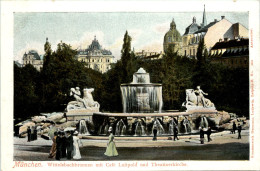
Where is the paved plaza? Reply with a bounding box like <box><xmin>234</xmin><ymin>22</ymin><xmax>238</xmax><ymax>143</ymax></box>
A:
<box><xmin>14</xmin><ymin>130</ymin><xmax>249</xmax><ymax>161</ymax></box>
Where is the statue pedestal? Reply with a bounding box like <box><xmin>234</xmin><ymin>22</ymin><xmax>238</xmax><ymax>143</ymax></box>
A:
<box><xmin>66</xmin><ymin>108</ymin><xmax>99</xmax><ymax>121</ymax></box>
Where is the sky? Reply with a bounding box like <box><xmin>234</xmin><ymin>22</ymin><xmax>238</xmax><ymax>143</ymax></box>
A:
<box><xmin>14</xmin><ymin>11</ymin><xmax>248</xmax><ymax>62</ymax></box>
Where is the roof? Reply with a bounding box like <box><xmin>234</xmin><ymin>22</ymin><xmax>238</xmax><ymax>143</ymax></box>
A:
<box><xmin>194</xmin><ymin>20</ymin><xmax>218</xmax><ymax>34</ymax></box>
<box><xmin>184</xmin><ymin>23</ymin><xmax>201</xmax><ymax>35</ymax></box>
<box><xmin>211</xmin><ymin>38</ymin><xmax>249</xmax><ymax>50</ymax></box>
<box><xmin>23</xmin><ymin>50</ymin><xmax>41</xmax><ymax>60</ymax></box>
<box><xmin>77</xmin><ymin>37</ymin><xmax>113</xmax><ymax>56</ymax></box>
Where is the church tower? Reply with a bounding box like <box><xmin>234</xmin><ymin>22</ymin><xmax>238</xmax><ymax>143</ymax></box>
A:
<box><xmin>201</xmin><ymin>5</ymin><xmax>207</xmax><ymax>28</ymax></box>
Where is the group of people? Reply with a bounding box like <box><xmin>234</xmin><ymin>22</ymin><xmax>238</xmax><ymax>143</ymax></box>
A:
<box><xmin>26</xmin><ymin>126</ymin><xmax>38</xmax><ymax>142</ymax></box>
<box><xmin>48</xmin><ymin>131</ymin><xmax>83</xmax><ymax>160</ymax></box>
<box><xmin>232</xmin><ymin>122</ymin><xmax>242</xmax><ymax>139</ymax></box>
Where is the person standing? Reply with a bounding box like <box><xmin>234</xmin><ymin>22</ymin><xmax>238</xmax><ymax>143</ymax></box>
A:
<box><xmin>66</xmin><ymin>131</ymin><xmax>74</xmax><ymax>160</ymax></box>
<box><xmin>173</xmin><ymin>126</ymin><xmax>179</xmax><ymax>141</ymax></box>
<box><xmin>61</xmin><ymin>132</ymin><xmax>67</xmax><ymax>158</ymax></box>
<box><xmin>200</xmin><ymin>127</ymin><xmax>204</xmax><ymax>144</ymax></box>
<box><xmin>27</xmin><ymin>126</ymin><xmax>32</xmax><ymax>142</ymax></box>
<box><xmin>48</xmin><ymin>132</ymin><xmax>57</xmax><ymax>158</ymax></box>
<box><xmin>55</xmin><ymin>132</ymin><xmax>62</xmax><ymax>160</ymax></box>
<box><xmin>104</xmin><ymin>130</ymin><xmax>118</xmax><ymax>157</ymax></box>
<box><xmin>34</xmin><ymin>127</ymin><xmax>38</xmax><ymax>140</ymax></box>
<box><xmin>237</xmin><ymin>124</ymin><xmax>242</xmax><ymax>139</ymax></box>
<box><xmin>232</xmin><ymin>122</ymin><xmax>237</xmax><ymax>134</ymax></box>
<box><xmin>207</xmin><ymin>127</ymin><xmax>212</xmax><ymax>142</ymax></box>
<box><xmin>153</xmin><ymin>126</ymin><xmax>158</xmax><ymax>141</ymax></box>
<box><xmin>72</xmin><ymin>131</ymin><xmax>83</xmax><ymax>159</ymax></box>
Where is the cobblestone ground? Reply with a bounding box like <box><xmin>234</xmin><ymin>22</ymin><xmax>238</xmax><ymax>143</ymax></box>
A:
<box><xmin>14</xmin><ymin>130</ymin><xmax>249</xmax><ymax>161</ymax></box>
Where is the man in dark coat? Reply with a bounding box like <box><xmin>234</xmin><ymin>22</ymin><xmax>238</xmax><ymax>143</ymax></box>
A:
<box><xmin>200</xmin><ymin>127</ymin><xmax>204</xmax><ymax>144</ymax></box>
<box><xmin>55</xmin><ymin>132</ymin><xmax>62</xmax><ymax>160</ymax></box>
<box><xmin>34</xmin><ymin>128</ymin><xmax>37</xmax><ymax>140</ymax></box>
<box><xmin>173</xmin><ymin>126</ymin><xmax>179</xmax><ymax>141</ymax></box>
<box><xmin>153</xmin><ymin>126</ymin><xmax>158</xmax><ymax>141</ymax></box>
<box><xmin>237</xmin><ymin>124</ymin><xmax>242</xmax><ymax>139</ymax></box>
<box><xmin>66</xmin><ymin>131</ymin><xmax>74</xmax><ymax>160</ymax></box>
<box><xmin>232</xmin><ymin>122</ymin><xmax>237</xmax><ymax>134</ymax></box>
<box><xmin>207</xmin><ymin>127</ymin><xmax>212</xmax><ymax>142</ymax></box>
<box><xmin>61</xmin><ymin>132</ymin><xmax>67</xmax><ymax>158</ymax></box>
<box><xmin>27</xmin><ymin>126</ymin><xmax>31</xmax><ymax>142</ymax></box>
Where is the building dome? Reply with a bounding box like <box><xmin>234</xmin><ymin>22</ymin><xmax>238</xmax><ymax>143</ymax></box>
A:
<box><xmin>163</xmin><ymin>18</ymin><xmax>182</xmax><ymax>53</ymax></box>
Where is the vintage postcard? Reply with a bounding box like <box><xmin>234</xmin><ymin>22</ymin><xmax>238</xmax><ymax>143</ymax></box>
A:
<box><xmin>1</xmin><ymin>0</ymin><xmax>260</xmax><ymax>170</ymax></box>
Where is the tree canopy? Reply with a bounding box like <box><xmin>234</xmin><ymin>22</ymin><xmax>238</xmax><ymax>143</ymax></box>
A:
<box><xmin>14</xmin><ymin>36</ymin><xmax>249</xmax><ymax>120</ymax></box>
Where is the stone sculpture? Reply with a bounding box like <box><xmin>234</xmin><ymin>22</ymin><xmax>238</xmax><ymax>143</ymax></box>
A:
<box><xmin>67</xmin><ymin>87</ymin><xmax>100</xmax><ymax>111</ymax></box>
<box><xmin>182</xmin><ymin>86</ymin><xmax>215</xmax><ymax>110</ymax></box>
<box><xmin>83</xmin><ymin>88</ymin><xmax>100</xmax><ymax>108</ymax></box>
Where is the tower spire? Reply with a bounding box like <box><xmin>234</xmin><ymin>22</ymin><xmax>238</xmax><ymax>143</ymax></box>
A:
<box><xmin>202</xmin><ymin>4</ymin><xmax>207</xmax><ymax>27</ymax></box>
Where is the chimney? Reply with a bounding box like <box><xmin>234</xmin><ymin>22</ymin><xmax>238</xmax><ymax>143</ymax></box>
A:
<box><xmin>214</xmin><ymin>19</ymin><xmax>217</xmax><ymax>22</ymax></box>
<box><xmin>221</xmin><ymin>16</ymin><xmax>225</xmax><ymax>19</ymax></box>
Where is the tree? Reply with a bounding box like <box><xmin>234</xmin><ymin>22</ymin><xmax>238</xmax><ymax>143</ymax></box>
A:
<box><xmin>14</xmin><ymin>63</ymin><xmax>40</xmax><ymax>119</ymax></box>
<box><xmin>39</xmin><ymin>41</ymin><xmax>103</xmax><ymax>112</ymax></box>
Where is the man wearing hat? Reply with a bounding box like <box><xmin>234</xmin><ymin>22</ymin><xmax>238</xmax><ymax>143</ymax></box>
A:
<box><xmin>61</xmin><ymin>131</ymin><xmax>67</xmax><ymax>158</ymax></box>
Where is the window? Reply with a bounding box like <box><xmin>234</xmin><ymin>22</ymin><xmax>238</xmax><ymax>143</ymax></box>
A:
<box><xmin>168</xmin><ymin>36</ymin><xmax>171</xmax><ymax>42</ymax></box>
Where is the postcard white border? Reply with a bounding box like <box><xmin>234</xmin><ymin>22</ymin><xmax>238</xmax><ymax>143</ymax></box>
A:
<box><xmin>1</xmin><ymin>0</ymin><xmax>260</xmax><ymax>170</ymax></box>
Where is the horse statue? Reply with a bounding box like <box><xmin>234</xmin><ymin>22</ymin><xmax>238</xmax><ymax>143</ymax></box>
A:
<box><xmin>182</xmin><ymin>89</ymin><xmax>215</xmax><ymax>109</ymax></box>
<box><xmin>83</xmin><ymin>88</ymin><xmax>100</xmax><ymax>108</ymax></box>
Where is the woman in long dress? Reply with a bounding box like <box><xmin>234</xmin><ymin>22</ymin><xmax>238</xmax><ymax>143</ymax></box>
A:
<box><xmin>48</xmin><ymin>132</ymin><xmax>57</xmax><ymax>158</ymax></box>
<box><xmin>72</xmin><ymin>131</ymin><xmax>83</xmax><ymax>159</ymax></box>
<box><xmin>104</xmin><ymin>131</ymin><xmax>118</xmax><ymax>157</ymax></box>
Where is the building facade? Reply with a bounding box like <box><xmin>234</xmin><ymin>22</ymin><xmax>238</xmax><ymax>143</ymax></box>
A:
<box><xmin>209</xmin><ymin>38</ymin><xmax>249</xmax><ymax>68</ymax></box>
<box><xmin>163</xmin><ymin>18</ymin><xmax>182</xmax><ymax>54</ymax></box>
<box><xmin>22</xmin><ymin>50</ymin><xmax>43</xmax><ymax>71</ymax></box>
<box><xmin>135</xmin><ymin>50</ymin><xmax>163</xmax><ymax>60</ymax></box>
<box><xmin>76</xmin><ymin>36</ymin><xmax>114</xmax><ymax>73</ymax></box>
<box><xmin>182</xmin><ymin>6</ymin><xmax>248</xmax><ymax>58</ymax></box>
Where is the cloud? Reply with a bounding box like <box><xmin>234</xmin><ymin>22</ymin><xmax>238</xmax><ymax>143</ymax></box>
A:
<box><xmin>153</xmin><ymin>22</ymin><xmax>169</xmax><ymax>34</ymax></box>
<box><xmin>64</xmin><ymin>31</ymin><xmax>105</xmax><ymax>50</ymax></box>
<box><xmin>136</xmin><ymin>40</ymin><xmax>163</xmax><ymax>53</ymax></box>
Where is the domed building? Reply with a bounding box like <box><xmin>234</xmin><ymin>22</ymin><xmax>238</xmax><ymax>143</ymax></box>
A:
<box><xmin>163</xmin><ymin>18</ymin><xmax>182</xmax><ymax>54</ymax></box>
<box><xmin>22</xmin><ymin>50</ymin><xmax>43</xmax><ymax>71</ymax></box>
<box><xmin>76</xmin><ymin>36</ymin><xmax>114</xmax><ymax>73</ymax></box>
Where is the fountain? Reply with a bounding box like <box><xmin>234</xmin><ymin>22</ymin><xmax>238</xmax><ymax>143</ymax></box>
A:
<box><xmin>15</xmin><ymin>69</ymin><xmax>241</xmax><ymax>138</ymax></box>
<box><xmin>78</xmin><ymin>119</ymin><xmax>90</xmax><ymax>135</ymax></box>
<box><xmin>199</xmin><ymin>116</ymin><xmax>209</xmax><ymax>129</ymax></box>
<box><xmin>115</xmin><ymin>119</ymin><xmax>127</xmax><ymax>136</ymax></box>
<box><xmin>121</xmin><ymin>68</ymin><xmax>163</xmax><ymax>113</ymax></box>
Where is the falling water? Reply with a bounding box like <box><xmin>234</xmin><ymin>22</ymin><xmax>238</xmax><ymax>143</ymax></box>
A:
<box><xmin>134</xmin><ymin>121</ymin><xmax>146</xmax><ymax>136</ymax></box>
<box><xmin>121</xmin><ymin>68</ymin><xmax>163</xmax><ymax>113</ymax></box>
<box><xmin>79</xmin><ymin>120</ymin><xmax>90</xmax><ymax>135</ymax></box>
<box><xmin>200</xmin><ymin>116</ymin><xmax>208</xmax><ymax>129</ymax></box>
<box><xmin>115</xmin><ymin>119</ymin><xmax>127</xmax><ymax>136</ymax></box>
<box><xmin>168</xmin><ymin>118</ymin><xmax>177</xmax><ymax>135</ymax></box>
<box><xmin>152</xmin><ymin>118</ymin><xmax>165</xmax><ymax>135</ymax></box>
<box><xmin>183</xmin><ymin>117</ymin><xmax>192</xmax><ymax>133</ymax></box>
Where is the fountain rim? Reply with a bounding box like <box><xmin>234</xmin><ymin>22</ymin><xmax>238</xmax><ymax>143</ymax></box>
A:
<box><xmin>121</xmin><ymin>83</ymin><xmax>162</xmax><ymax>86</ymax></box>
